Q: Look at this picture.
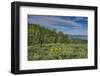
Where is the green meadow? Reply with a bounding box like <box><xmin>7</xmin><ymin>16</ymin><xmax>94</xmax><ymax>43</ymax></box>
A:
<box><xmin>28</xmin><ymin>24</ymin><xmax>88</xmax><ymax>60</ymax></box>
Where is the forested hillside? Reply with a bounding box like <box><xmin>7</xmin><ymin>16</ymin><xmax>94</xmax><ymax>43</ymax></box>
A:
<box><xmin>28</xmin><ymin>24</ymin><xmax>70</xmax><ymax>46</ymax></box>
<box><xmin>28</xmin><ymin>24</ymin><xmax>87</xmax><ymax>45</ymax></box>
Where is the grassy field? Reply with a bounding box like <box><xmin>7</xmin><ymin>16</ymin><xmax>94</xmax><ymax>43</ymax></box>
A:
<box><xmin>28</xmin><ymin>43</ymin><xmax>87</xmax><ymax>60</ymax></box>
<box><xmin>28</xmin><ymin>24</ymin><xmax>88</xmax><ymax>61</ymax></box>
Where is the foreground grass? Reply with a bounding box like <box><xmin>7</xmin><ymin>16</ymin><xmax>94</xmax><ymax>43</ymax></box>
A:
<box><xmin>28</xmin><ymin>43</ymin><xmax>88</xmax><ymax>60</ymax></box>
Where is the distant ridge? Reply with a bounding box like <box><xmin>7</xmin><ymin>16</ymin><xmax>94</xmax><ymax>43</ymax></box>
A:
<box><xmin>68</xmin><ymin>35</ymin><xmax>87</xmax><ymax>40</ymax></box>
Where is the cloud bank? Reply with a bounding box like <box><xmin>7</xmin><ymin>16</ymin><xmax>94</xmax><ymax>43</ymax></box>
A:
<box><xmin>28</xmin><ymin>15</ymin><xmax>88</xmax><ymax>35</ymax></box>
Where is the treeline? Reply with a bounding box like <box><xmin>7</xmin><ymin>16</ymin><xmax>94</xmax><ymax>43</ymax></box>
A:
<box><xmin>28</xmin><ymin>24</ymin><xmax>87</xmax><ymax>46</ymax></box>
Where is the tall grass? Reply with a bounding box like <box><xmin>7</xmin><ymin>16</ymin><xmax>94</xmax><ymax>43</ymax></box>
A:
<box><xmin>28</xmin><ymin>43</ymin><xmax>87</xmax><ymax>60</ymax></box>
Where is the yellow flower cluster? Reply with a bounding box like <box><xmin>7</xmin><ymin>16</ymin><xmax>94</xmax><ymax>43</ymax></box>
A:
<box><xmin>50</xmin><ymin>47</ymin><xmax>62</xmax><ymax>52</ymax></box>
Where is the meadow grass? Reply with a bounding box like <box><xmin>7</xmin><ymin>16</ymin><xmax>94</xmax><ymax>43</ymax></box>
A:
<box><xmin>28</xmin><ymin>43</ymin><xmax>87</xmax><ymax>60</ymax></box>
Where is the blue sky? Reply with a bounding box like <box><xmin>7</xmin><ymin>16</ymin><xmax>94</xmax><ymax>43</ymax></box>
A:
<box><xmin>28</xmin><ymin>15</ymin><xmax>88</xmax><ymax>35</ymax></box>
